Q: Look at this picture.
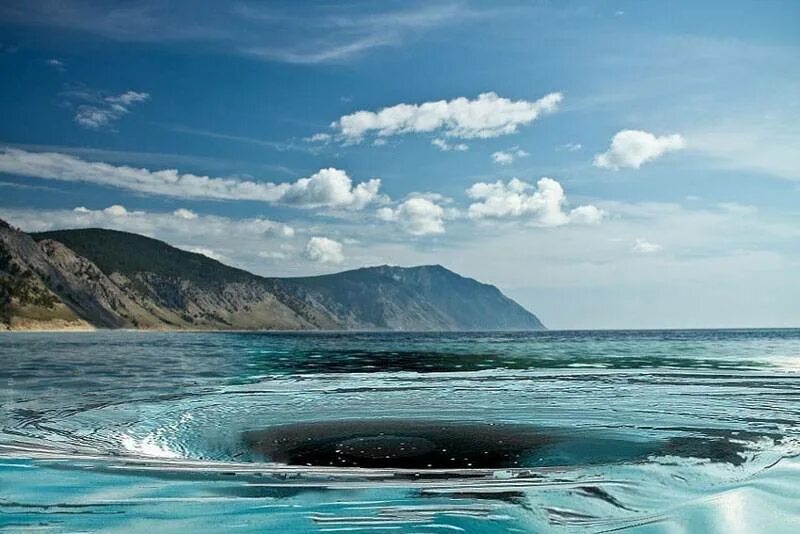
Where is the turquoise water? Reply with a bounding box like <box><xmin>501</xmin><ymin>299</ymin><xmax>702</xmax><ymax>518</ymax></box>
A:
<box><xmin>2</xmin><ymin>330</ymin><xmax>800</xmax><ymax>532</ymax></box>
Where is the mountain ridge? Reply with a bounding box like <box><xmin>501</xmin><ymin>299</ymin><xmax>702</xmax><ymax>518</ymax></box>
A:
<box><xmin>0</xmin><ymin>221</ymin><xmax>545</xmax><ymax>331</ymax></box>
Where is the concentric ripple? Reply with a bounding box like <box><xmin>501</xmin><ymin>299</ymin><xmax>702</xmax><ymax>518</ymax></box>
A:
<box><xmin>1</xmin><ymin>329</ymin><xmax>800</xmax><ymax>532</ymax></box>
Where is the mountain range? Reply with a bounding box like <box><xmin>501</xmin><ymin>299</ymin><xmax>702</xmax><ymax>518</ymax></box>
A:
<box><xmin>0</xmin><ymin>219</ymin><xmax>544</xmax><ymax>331</ymax></box>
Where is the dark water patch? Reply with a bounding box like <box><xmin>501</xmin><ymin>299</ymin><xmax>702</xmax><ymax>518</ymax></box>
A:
<box><xmin>238</xmin><ymin>349</ymin><xmax>766</xmax><ymax>375</ymax></box>
<box><xmin>244</xmin><ymin>420</ymin><xmax>555</xmax><ymax>469</ymax></box>
<box><xmin>243</xmin><ymin>420</ymin><xmax>766</xmax><ymax>470</ymax></box>
<box><xmin>662</xmin><ymin>436</ymin><xmax>750</xmax><ymax>465</ymax></box>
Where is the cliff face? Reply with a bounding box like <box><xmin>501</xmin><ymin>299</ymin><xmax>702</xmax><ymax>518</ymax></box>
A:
<box><xmin>0</xmin><ymin>220</ymin><xmax>91</xmax><ymax>330</ymax></box>
<box><xmin>269</xmin><ymin>265</ymin><xmax>543</xmax><ymax>331</ymax></box>
<box><xmin>0</xmin><ymin>221</ymin><xmax>545</xmax><ymax>331</ymax></box>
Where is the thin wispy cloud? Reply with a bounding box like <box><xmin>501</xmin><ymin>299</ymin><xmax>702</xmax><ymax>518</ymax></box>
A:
<box><xmin>238</xmin><ymin>2</ymin><xmax>472</xmax><ymax>63</ymax></box>
<box><xmin>61</xmin><ymin>88</ymin><xmax>150</xmax><ymax>130</ymax></box>
<box><xmin>492</xmin><ymin>147</ymin><xmax>529</xmax><ymax>165</ymax></box>
<box><xmin>687</xmin><ymin>120</ymin><xmax>800</xmax><ymax>181</ymax></box>
<box><xmin>557</xmin><ymin>143</ymin><xmax>582</xmax><ymax>152</ymax></box>
<box><xmin>632</xmin><ymin>238</ymin><xmax>663</xmax><ymax>253</ymax></box>
<box><xmin>46</xmin><ymin>58</ymin><xmax>65</xmax><ymax>72</ymax></box>
<box><xmin>0</xmin><ymin>148</ymin><xmax>385</xmax><ymax>210</ymax></box>
<box><xmin>0</xmin><ymin>0</ymin><xmax>477</xmax><ymax>64</ymax></box>
<box><xmin>432</xmin><ymin>138</ymin><xmax>468</xmax><ymax>152</ymax></box>
<box><xmin>170</xmin><ymin>124</ymin><xmax>321</xmax><ymax>155</ymax></box>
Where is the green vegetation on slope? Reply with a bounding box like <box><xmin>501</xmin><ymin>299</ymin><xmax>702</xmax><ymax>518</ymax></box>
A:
<box><xmin>33</xmin><ymin>228</ymin><xmax>256</xmax><ymax>288</ymax></box>
<box><xmin>22</xmin><ymin>226</ymin><xmax>545</xmax><ymax>331</ymax></box>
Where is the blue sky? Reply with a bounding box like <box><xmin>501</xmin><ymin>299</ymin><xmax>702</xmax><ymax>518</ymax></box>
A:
<box><xmin>1</xmin><ymin>0</ymin><xmax>798</xmax><ymax>328</ymax></box>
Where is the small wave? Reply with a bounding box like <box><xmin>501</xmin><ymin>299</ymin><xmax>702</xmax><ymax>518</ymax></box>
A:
<box><xmin>120</xmin><ymin>433</ymin><xmax>182</xmax><ymax>459</ymax></box>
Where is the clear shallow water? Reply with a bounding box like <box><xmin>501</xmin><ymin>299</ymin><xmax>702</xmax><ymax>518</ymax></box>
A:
<box><xmin>1</xmin><ymin>330</ymin><xmax>800</xmax><ymax>532</ymax></box>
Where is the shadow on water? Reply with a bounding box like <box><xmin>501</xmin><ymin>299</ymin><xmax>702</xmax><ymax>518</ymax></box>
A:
<box><xmin>243</xmin><ymin>419</ymin><xmax>761</xmax><ymax>470</ymax></box>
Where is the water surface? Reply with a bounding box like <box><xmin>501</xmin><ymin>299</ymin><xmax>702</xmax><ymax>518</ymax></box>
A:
<box><xmin>2</xmin><ymin>330</ymin><xmax>800</xmax><ymax>532</ymax></box>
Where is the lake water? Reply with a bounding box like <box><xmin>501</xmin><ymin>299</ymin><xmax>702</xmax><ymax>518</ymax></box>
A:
<box><xmin>2</xmin><ymin>330</ymin><xmax>800</xmax><ymax>532</ymax></box>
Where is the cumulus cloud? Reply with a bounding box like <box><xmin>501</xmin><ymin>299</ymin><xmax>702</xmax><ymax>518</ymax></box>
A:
<box><xmin>492</xmin><ymin>147</ymin><xmax>529</xmax><ymax>165</ymax></box>
<box><xmin>466</xmin><ymin>177</ymin><xmax>605</xmax><ymax>227</ymax></box>
<box><xmin>0</xmin><ymin>148</ymin><xmax>384</xmax><ymax>210</ymax></box>
<box><xmin>377</xmin><ymin>196</ymin><xmax>447</xmax><ymax>236</ymax></box>
<box><xmin>103</xmin><ymin>204</ymin><xmax>129</xmax><ymax>217</ymax></box>
<box><xmin>71</xmin><ymin>90</ymin><xmax>150</xmax><ymax>130</ymax></box>
<box><xmin>305</xmin><ymin>236</ymin><xmax>344</xmax><ymax>264</ymax></box>
<box><xmin>173</xmin><ymin>208</ymin><xmax>198</xmax><ymax>220</ymax></box>
<box><xmin>568</xmin><ymin>205</ymin><xmax>606</xmax><ymax>225</ymax></box>
<box><xmin>329</xmin><ymin>92</ymin><xmax>562</xmax><ymax>143</ymax></box>
<box><xmin>280</xmin><ymin>168</ymin><xmax>383</xmax><ymax>210</ymax></box>
<box><xmin>632</xmin><ymin>238</ymin><xmax>663</xmax><ymax>253</ymax></box>
<box><xmin>594</xmin><ymin>129</ymin><xmax>685</xmax><ymax>170</ymax></box>
<box><xmin>432</xmin><ymin>138</ymin><xmax>468</xmax><ymax>152</ymax></box>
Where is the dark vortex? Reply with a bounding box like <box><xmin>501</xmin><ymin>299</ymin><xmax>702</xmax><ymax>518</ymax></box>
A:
<box><xmin>243</xmin><ymin>420</ymin><xmax>554</xmax><ymax>469</ymax></box>
<box><xmin>242</xmin><ymin>419</ymin><xmax>758</xmax><ymax>469</ymax></box>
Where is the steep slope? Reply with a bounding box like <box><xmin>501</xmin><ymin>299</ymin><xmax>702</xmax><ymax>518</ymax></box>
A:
<box><xmin>31</xmin><ymin>228</ymin><xmax>316</xmax><ymax>330</ymax></box>
<box><xmin>271</xmin><ymin>265</ymin><xmax>544</xmax><ymax>330</ymax></box>
<box><xmin>3</xmin><ymin>225</ymin><xmax>546</xmax><ymax>331</ymax></box>
<box><xmin>0</xmin><ymin>220</ymin><xmax>140</xmax><ymax>329</ymax></box>
<box><xmin>0</xmin><ymin>222</ymin><xmax>87</xmax><ymax>330</ymax></box>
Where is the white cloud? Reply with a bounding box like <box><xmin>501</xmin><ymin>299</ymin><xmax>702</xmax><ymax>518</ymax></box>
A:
<box><xmin>306</xmin><ymin>132</ymin><xmax>331</xmax><ymax>143</ymax></box>
<box><xmin>568</xmin><ymin>205</ymin><xmax>606</xmax><ymax>225</ymax></box>
<box><xmin>466</xmin><ymin>177</ymin><xmax>605</xmax><ymax>227</ymax></box>
<box><xmin>432</xmin><ymin>138</ymin><xmax>468</xmax><ymax>152</ymax></box>
<box><xmin>72</xmin><ymin>90</ymin><xmax>150</xmax><ymax>130</ymax></box>
<box><xmin>377</xmin><ymin>196</ymin><xmax>447</xmax><ymax>236</ymax></box>
<box><xmin>594</xmin><ymin>129</ymin><xmax>685</xmax><ymax>170</ymax></box>
<box><xmin>558</xmin><ymin>142</ymin><xmax>582</xmax><ymax>152</ymax></box>
<box><xmin>173</xmin><ymin>208</ymin><xmax>198</xmax><ymax>220</ymax></box>
<box><xmin>492</xmin><ymin>147</ymin><xmax>529</xmax><ymax>165</ymax></box>
<box><xmin>0</xmin><ymin>148</ymin><xmax>384</xmax><ymax>210</ymax></box>
<box><xmin>632</xmin><ymin>238</ymin><xmax>663</xmax><ymax>253</ymax></box>
<box><xmin>280</xmin><ymin>168</ymin><xmax>384</xmax><ymax>210</ymax></box>
<box><xmin>331</xmin><ymin>92</ymin><xmax>562</xmax><ymax>143</ymax></box>
<box><xmin>46</xmin><ymin>58</ymin><xmax>65</xmax><ymax>71</ymax></box>
<box><xmin>305</xmin><ymin>237</ymin><xmax>344</xmax><ymax>264</ymax></box>
<box><xmin>103</xmin><ymin>204</ymin><xmax>129</xmax><ymax>217</ymax></box>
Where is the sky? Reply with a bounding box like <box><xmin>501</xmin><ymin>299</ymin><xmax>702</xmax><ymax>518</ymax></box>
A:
<box><xmin>0</xmin><ymin>0</ymin><xmax>798</xmax><ymax>329</ymax></box>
